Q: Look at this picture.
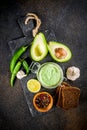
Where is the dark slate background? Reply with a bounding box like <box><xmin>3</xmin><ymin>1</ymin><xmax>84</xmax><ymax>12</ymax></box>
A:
<box><xmin>0</xmin><ymin>0</ymin><xmax>87</xmax><ymax>130</ymax></box>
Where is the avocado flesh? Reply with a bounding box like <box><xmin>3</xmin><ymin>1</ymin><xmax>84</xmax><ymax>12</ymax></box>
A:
<box><xmin>30</xmin><ymin>32</ymin><xmax>48</xmax><ymax>61</ymax></box>
<box><xmin>48</xmin><ymin>41</ymin><xmax>72</xmax><ymax>62</ymax></box>
<box><xmin>35</xmin><ymin>45</ymin><xmax>43</xmax><ymax>56</ymax></box>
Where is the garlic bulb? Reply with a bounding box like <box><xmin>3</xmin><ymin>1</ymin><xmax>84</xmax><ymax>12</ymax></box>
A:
<box><xmin>16</xmin><ymin>70</ymin><xmax>27</xmax><ymax>79</ymax></box>
<box><xmin>66</xmin><ymin>66</ymin><xmax>80</xmax><ymax>81</ymax></box>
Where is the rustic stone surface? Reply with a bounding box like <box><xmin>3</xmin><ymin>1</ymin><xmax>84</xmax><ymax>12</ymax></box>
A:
<box><xmin>0</xmin><ymin>0</ymin><xmax>87</xmax><ymax>129</ymax></box>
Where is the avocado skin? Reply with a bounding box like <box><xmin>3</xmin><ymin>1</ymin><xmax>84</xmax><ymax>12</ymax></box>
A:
<box><xmin>30</xmin><ymin>32</ymin><xmax>48</xmax><ymax>61</ymax></box>
<box><xmin>47</xmin><ymin>41</ymin><xmax>72</xmax><ymax>62</ymax></box>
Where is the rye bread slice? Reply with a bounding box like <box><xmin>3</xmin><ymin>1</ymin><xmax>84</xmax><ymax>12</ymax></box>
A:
<box><xmin>56</xmin><ymin>82</ymin><xmax>71</xmax><ymax>107</ymax></box>
<box><xmin>56</xmin><ymin>87</ymin><xmax>62</xmax><ymax>107</ymax></box>
<box><xmin>61</xmin><ymin>87</ymin><xmax>80</xmax><ymax>109</ymax></box>
<box><xmin>54</xmin><ymin>86</ymin><xmax>61</xmax><ymax>105</ymax></box>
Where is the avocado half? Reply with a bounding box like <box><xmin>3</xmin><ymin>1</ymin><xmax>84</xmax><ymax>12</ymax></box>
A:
<box><xmin>47</xmin><ymin>41</ymin><xmax>72</xmax><ymax>62</ymax></box>
<box><xmin>30</xmin><ymin>32</ymin><xmax>48</xmax><ymax>61</ymax></box>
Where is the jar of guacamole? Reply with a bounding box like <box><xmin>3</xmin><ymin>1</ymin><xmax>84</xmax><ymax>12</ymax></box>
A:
<box><xmin>30</xmin><ymin>62</ymin><xmax>63</xmax><ymax>89</ymax></box>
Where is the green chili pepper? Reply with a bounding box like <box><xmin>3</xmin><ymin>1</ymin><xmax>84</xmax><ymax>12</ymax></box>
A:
<box><xmin>10</xmin><ymin>45</ymin><xmax>28</xmax><ymax>73</ymax></box>
<box><xmin>22</xmin><ymin>60</ymin><xmax>30</xmax><ymax>74</ymax></box>
<box><xmin>10</xmin><ymin>61</ymin><xmax>22</xmax><ymax>87</ymax></box>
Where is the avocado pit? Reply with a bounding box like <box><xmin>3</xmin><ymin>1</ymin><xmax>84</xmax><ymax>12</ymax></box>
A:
<box><xmin>55</xmin><ymin>48</ymin><xmax>67</xmax><ymax>59</ymax></box>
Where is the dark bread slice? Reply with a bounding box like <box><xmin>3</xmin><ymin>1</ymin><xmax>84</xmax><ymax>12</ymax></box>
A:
<box><xmin>61</xmin><ymin>87</ymin><xmax>80</xmax><ymax>109</ymax></box>
<box><xmin>56</xmin><ymin>82</ymin><xmax>71</xmax><ymax>107</ymax></box>
<box><xmin>55</xmin><ymin>82</ymin><xmax>80</xmax><ymax>110</ymax></box>
<box><xmin>56</xmin><ymin>87</ymin><xmax>62</xmax><ymax>107</ymax></box>
<box><xmin>53</xmin><ymin>86</ymin><xmax>61</xmax><ymax>105</ymax></box>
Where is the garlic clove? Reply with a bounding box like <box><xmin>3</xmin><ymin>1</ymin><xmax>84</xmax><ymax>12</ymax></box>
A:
<box><xmin>16</xmin><ymin>70</ymin><xmax>27</xmax><ymax>79</ymax></box>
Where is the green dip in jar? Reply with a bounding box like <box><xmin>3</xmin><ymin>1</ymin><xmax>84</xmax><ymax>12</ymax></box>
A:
<box><xmin>37</xmin><ymin>62</ymin><xmax>63</xmax><ymax>89</ymax></box>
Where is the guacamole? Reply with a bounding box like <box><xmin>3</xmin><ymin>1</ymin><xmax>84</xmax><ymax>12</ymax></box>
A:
<box><xmin>37</xmin><ymin>62</ymin><xmax>63</xmax><ymax>89</ymax></box>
